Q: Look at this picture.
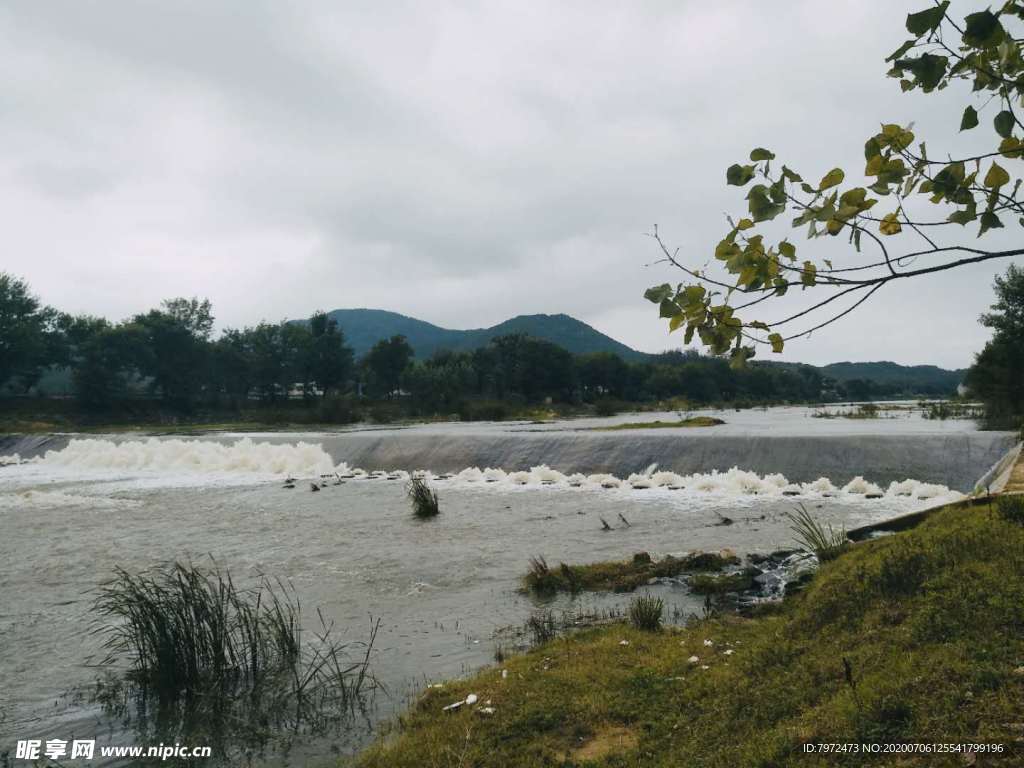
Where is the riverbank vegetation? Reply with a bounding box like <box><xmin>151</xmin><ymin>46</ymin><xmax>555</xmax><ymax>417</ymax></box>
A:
<box><xmin>588</xmin><ymin>415</ymin><xmax>725</xmax><ymax>431</ymax></box>
<box><xmin>523</xmin><ymin>551</ymin><xmax>740</xmax><ymax>595</ymax></box>
<box><xmin>93</xmin><ymin>562</ymin><xmax>380</xmax><ymax>757</ymax></box>
<box><xmin>360</xmin><ymin>499</ymin><xmax>1024</xmax><ymax>766</ymax></box>
<box><xmin>0</xmin><ymin>273</ymin><xmax>965</xmax><ymax>434</ymax></box>
<box><xmin>407</xmin><ymin>477</ymin><xmax>440</xmax><ymax>519</ymax></box>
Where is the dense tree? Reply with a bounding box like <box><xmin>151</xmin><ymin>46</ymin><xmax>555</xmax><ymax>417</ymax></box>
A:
<box><xmin>966</xmin><ymin>265</ymin><xmax>1024</xmax><ymax>420</ymax></box>
<box><xmin>364</xmin><ymin>335</ymin><xmax>413</xmax><ymax>398</ymax></box>
<box><xmin>577</xmin><ymin>352</ymin><xmax>630</xmax><ymax>400</ymax></box>
<box><xmin>0</xmin><ymin>272</ymin><xmax>60</xmax><ymax>392</ymax></box>
<box><xmin>403</xmin><ymin>350</ymin><xmax>474</xmax><ymax>413</ymax></box>
<box><xmin>69</xmin><ymin>321</ymin><xmax>136</xmax><ymax>408</ymax></box>
<box><xmin>307</xmin><ymin>311</ymin><xmax>354</xmax><ymax>398</ymax></box>
<box><xmin>647</xmin><ymin>4</ymin><xmax>1024</xmax><ymax>366</ymax></box>
<box><xmin>130</xmin><ymin>299</ymin><xmax>213</xmax><ymax>408</ymax></box>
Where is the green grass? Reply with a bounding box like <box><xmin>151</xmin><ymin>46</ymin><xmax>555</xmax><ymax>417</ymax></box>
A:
<box><xmin>359</xmin><ymin>499</ymin><xmax>1024</xmax><ymax>767</ymax></box>
<box><xmin>589</xmin><ymin>416</ymin><xmax>726</xmax><ymax>431</ymax></box>
<box><xmin>523</xmin><ymin>551</ymin><xmax>740</xmax><ymax>594</ymax></box>
<box><xmin>688</xmin><ymin>568</ymin><xmax>760</xmax><ymax>595</ymax></box>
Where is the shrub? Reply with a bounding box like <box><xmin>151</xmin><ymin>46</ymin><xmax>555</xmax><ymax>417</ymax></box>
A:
<box><xmin>784</xmin><ymin>503</ymin><xmax>848</xmax><ymax>561</ymax></box>
<box><xmin>629</xmin><ymin>594</ymin><xmax>664</xmax><ymax>631</ymax></box>
<box><xmin>317</xmin><ymin>395</ymin><xmax>359</xmax><ymax>424</ymax></box>
<box><xmin>407</xmin><ymin>477</ymin><xmax>440</xmax><ymax>519</ymax></box>
<box><xmin>594</xmin><ymin>398</ymin><xmax>623</xmax><ymax>417</ymax></box>
<box><xmin>457</xmin><ymin>399</ymin><xmax>509</xmax><ymax>421</ymax></box>
<box><xmin>997</xmin><ymin>494</ymin><xmax>1024</xmax><ymax>525</ymax></box>
<box><xmin>369</xmin><ymin>403</ymin><xmax>402</xmax><ymax>424</ymax></box>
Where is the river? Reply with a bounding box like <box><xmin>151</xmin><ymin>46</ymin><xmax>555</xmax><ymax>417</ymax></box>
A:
<box><xmin>0</xmin><ymin>405</ymin><xmax>1014</xmax><ymax>764</ymax></box>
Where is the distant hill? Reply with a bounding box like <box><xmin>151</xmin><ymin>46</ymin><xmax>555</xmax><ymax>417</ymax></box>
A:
<box><xmin>819</xmin><ymin>361</ymin><xmax>966</xmax><ymax>391</ymax></box>
<box><xmin>307</xmin><ymin>309</ymin><xmax>967</xmax><ymax>394</ymax></box>
<box><xmin>323</xmin><ymin>309</ymin><xmax>645</xmax><ymax>360</ymax></box>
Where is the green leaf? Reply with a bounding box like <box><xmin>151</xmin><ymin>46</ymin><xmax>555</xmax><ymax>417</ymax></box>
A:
<box><xmin>801</xmin><ymin>261</ymin><xmax>817</xmax><ymax>287</ymax></box>
<box><xmin>747</xmin><ymin>185</ymin><xmax>786</xmax><ymax>222</ymax></box>
<box><xmin>659</xmin><ymin>298</ymin><xmax>678</xmax><ymax>319</ymax></box>
<box><xmin>906</xmin><ymin>2</ymin><xmax>948</xmax><ymax>36</ymax></box>
<box><xmin>644</xmin><ymin>284</ymin><xmax>672</xmax><ymax>303</ymax></box>
<box><xmin>750</xmin><ymin>147</ymin><xmax>775</xmax><ymax>162</ymax></box>
<box><xmin>736</xmin><ymin>218</ymin><xmax>754</xmax><ymax>230</ymax></box>
<box><xmin>864</xmin><ymin>137</ymin><xmax>882</xmax><ymax>162</ymax></box>
<box><xmin>947</xmin><ymin>204</ymin><xmax>976</xmax><ymax>225</ymax></box>
<box><xmin>779</xmin><ymin>241</ymin><xmax>796</xmax><ymax>260</ymax></box>
<box><xmin>886</xmin><ymin>39</ymin><xmax>916</xmax><ymax>62</ymax></box>
<box><xmin>980</xmin><ymin>210</ymin><xmax>1004</xmax><ymax>235</ymax></box>
<box><xmin>999</xmin><ymin>136</ymin><xmax>1024</xmax><ymax>159</ymax></box>
<box><xmin>960</xmin><ymin>105</ymin><xmax>979</xmax><ymax>131</ymax></box>
<box><xmin>895</xmin><ymin>53</ymin><xmax>948</xmax><ymax>92</ymax></box>
<box><xmin>963</xmin><ymin>10</ymin><xmax>1004</xmax><ymax>47</ymax></box>
<box><xmin>726</xmin><ymin>164</ymin><xmax>756</xmax><ymax>186</ymax></box>
<box><xmin>984</xmin><ymin>161</ymin><xmax>1010</xmax><ymax>188</ymax></box>
<box><xmin>767</xmin><ymin>333</ymin><xmax>784</xmax><ymax>354</ymax></box>
<box><xmin>781</xmin><ymin>165</ymin><xmax>803</xmax><ymax>183</ymax></box>
<box><xmin>995</xmin><ymin>110</ymin><xmax>1015</xmax><ymax>139</ymax></box>
<box><xmin>818</xmin><ymin>168</ymin><xmax>845</xmax><ymax>191</ymax></box>
<box><xmin>879</xmin><ymin>212</ymin><xmax>902</xmax><ymax>235</ymax></box>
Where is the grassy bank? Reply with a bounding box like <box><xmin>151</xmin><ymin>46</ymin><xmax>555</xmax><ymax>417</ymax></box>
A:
<box><xmin>358</xmin><ymin>499</ymin><xmax>1024</xmax><ymax>767</ymax></box>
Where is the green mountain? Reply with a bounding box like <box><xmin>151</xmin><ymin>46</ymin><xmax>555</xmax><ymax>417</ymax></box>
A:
<box><xmin>324</xmin><ymin>309</ymin><xmax>645</xmax><ymax>360</ymax></box>
<box><xmin>819</xmin><ymin>361</ymin><xmax>966</xmax><ymax>391</ymax></box>
<box><xmin>316</xmin><ymin>309</ymin><xmax>966</xmax><ymax>393</ymax></box>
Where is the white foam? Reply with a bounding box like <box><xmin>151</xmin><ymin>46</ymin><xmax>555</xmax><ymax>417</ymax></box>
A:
<box><xmin>0</xmin><ymin>489</ymin><xmax>142</xmax><ymax>510</ymax></box>
<box><xmin>842</xmin><ymin>476</ymin><xmax>884</xmax><ymax>496</ymax></box>
<box><xmin>32</xmin><ymin>437</ymin><xmax>337</xmax><ymax>477</ymax></box>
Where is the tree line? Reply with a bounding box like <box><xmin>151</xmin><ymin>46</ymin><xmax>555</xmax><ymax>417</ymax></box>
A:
<box><xmin>0</xmin><ymin>272</ymin><xmax>964</xmax><ymax>423</ymax></box>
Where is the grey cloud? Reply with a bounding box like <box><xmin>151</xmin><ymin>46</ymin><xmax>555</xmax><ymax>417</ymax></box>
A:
<box><xmin>0</xmin><ymin>0</ymin><xmax>1014</xmax><ymax>368</ymax></box>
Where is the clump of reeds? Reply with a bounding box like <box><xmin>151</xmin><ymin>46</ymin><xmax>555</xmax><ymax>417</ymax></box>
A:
<box><xmin>784</xmin><ymin>503</ymin><xmax>849</xmax><ymax>561</ymax></box>
<box><xmin>628</xmin><ymin>594</ymin><xmax>664</xmax><ymax>631</ymax></box>
<box><xmin>407</xmin><ymin>477</ymin><xmax>440</xmax><ymax>519</ymax></box>
<box><xmin>526</xmin><ymin>609</ymin><xmax>558</xmax><ymax>645</ymax></box>
<box><xmin>524</xmin><ymin>556</ymin><xmax>557</xmax><ymax>594</ymax></box>
<box><xmin>92</xmin><ymin>561</ymin><xmax>379</xmax><ymax>717</ymax></box>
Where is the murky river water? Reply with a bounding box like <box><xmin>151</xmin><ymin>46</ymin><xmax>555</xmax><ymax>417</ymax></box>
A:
<box><xmin>0</xmin><ymin>407</ymin><xmax>1012</xmax><ymax>764</ymax></box>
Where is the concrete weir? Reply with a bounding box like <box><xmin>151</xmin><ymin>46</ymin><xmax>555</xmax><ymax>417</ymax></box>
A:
<box><xmin>1</xmin><ymin>414</ymin><xmax>1016</xmax><ymax>493</ymax></box>
<box><xmin>310</xmin><ymin>429</ymin><xmax>1015</xmax><ymax>492</ymax></box>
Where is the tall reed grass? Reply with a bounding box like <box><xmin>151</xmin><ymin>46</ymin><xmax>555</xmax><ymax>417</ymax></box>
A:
<box><xmin>407</xmin><ymin>477</ymin><xmax>440</xmax><ymax>518</ymax></box>
<box><xmin>92</xmin><ymin>561</ymin><xmax>379</xmax><ymax>723</ymax></box>
<box><xmin>784</xmin><ymin>503</ymin><xmax>849</xmax><ymax>561</ymax></box>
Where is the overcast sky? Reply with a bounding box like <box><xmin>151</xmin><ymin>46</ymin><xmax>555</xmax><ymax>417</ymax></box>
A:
<box><xmin>1</xmin><ymin>1</ymin><xmax>1015</xmax><ymax>368</ymax></box>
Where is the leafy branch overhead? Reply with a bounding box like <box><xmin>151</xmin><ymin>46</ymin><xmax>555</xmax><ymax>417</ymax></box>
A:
<box><xmin>647</xmin><ymin>1</ymin><xmax>1024</xmax><ymax>367</ymax></box>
